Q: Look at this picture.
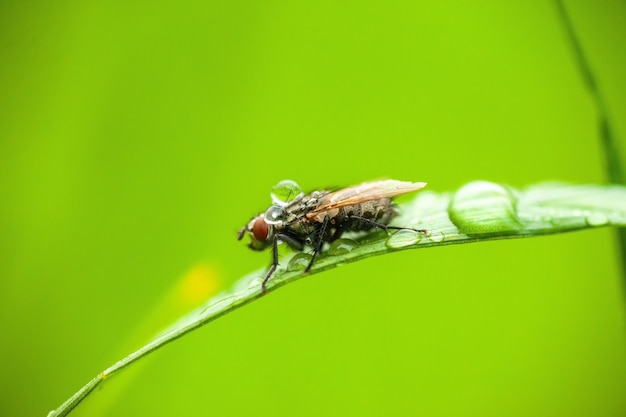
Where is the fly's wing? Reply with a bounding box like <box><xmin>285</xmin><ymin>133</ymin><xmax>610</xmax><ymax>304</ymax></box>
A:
<box><xmin>306</xmin><ymin>180</ymin><xmax>427</xmax><ymax>218</ymax></box>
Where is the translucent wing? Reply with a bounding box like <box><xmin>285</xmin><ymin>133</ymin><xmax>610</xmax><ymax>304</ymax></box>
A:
<box><xmin>306</xmin><ymin>180</ymin><xmax>427</xmax><ymax>218</ymax></box>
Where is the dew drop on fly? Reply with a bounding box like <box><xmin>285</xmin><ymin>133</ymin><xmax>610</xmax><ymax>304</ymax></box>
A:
<box><xmin>264</xmin><ymin>205</ymin><xmax>286</xmax><ymax>224</ymax></box>
<box><xmin>271</xmin><ymin>180</ymin><xmax>303</xmax><ymax>206</ymax></box>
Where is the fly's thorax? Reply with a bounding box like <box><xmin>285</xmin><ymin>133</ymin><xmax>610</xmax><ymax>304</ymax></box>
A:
<box><xmin>284</xmin><ymin>216</ymin><xmax>319</xmax><ymax>238</ymax></box>
<box><xmin>284</xmin><ymin>191</ymin><xmax>328</xmax><ymax>218</ymax></box>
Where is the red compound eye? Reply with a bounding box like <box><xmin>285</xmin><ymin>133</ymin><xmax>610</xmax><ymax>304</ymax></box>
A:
<box><xmin>252</xmin><ymin>217</ymin><xmax>268</xmax><ymax>241</ymax></box>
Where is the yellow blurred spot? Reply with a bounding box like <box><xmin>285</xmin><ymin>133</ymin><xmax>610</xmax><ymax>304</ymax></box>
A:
<box><xmin>176</xmin><ymin>263</ymin><xmax>221</xmax><ymax>307</ymax></box>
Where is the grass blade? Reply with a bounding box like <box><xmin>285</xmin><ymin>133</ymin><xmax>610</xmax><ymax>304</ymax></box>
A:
<box><xmin>47</xmin><ymin>181</ymin><xmax>626</xmax><ymax>417</ymax></box>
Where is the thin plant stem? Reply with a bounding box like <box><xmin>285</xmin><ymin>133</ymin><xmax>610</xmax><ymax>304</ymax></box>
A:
<box><xmin>553</xmin><ymin>0</ymin><xmax>626</xmax><ymax>283</ymax></box>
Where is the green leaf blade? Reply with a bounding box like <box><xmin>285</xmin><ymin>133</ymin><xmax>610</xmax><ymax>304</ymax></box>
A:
<box><xmin>47</xmin><ymin>181</ymin><xmax>626</xmax><ymax>417</ymax></box>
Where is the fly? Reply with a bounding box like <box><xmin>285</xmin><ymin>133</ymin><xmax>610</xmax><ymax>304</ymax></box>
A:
<box><xmin>238</xmin><ymin>179</ymin><xmax>428</xmax><ymax>293</ymax></box>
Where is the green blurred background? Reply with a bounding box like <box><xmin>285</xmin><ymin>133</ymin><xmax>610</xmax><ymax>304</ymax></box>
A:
<box><xmin>1</xmin><ymin>1</ymin><xmax>625</xmax><ymax>416</ymax></box>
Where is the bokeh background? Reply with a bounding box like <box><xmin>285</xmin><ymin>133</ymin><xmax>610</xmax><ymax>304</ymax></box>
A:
<box><xmin>1</xmin><ymin>1</ymin><xmax>625</xmax><ymax>416</ymax></box>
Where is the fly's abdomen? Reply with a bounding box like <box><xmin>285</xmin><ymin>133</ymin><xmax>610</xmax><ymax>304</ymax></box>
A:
<box><xmin>338</xmin><ymin>198</ymin><xmax>397</xmax><ymax>230</ymax></box>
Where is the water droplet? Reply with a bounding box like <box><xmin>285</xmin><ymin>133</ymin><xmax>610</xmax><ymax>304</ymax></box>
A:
<box><xmin>327</xmin><ymin>238</ymin><xmax>358</xmax><ymax>255</ymax></box>
<box><xmin>271</xmin><ymin>180</ymin><xmax>303</xmax><ymax>205</ymax></box>
<box><xmin>288</xmin><ymin>253</ymin><xmax>313</xmax><ymax>271</ymax></box>
<box><xmin>585</xmin><ymin>213</ymin><xmax>608</xmax><ymax>227</ymax></box>
<box><xmin>264</xmin><ymin>204</ymin><xmax>286</xmax><ymax>224</ymax></box>
<box><xmin>448</xmin><ymin>181</ymin><xmax>522</xmax><ymax>235</ymax></box>
<box><xmin>385</xmin><ymin>229</ymin><xmax>422</xmax><ymax>249</ymax></box>
<box><xmin>428</xmin><ymin>231</ymin><xmax>445</xmax><ymax>242</ymax></box>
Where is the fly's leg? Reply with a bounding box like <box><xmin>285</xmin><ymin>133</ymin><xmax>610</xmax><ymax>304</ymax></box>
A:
<box><xmin>262</xmin><ymin>235</ymin><xmax>280</xmax><ymax>294</ymax></box>
<box><xmin>261</xmin><ymin>233</ymin><xmax>305</xmax><ymax>294</ymax></box>
<box><xmin>347</xmin><ymin>215</ymin><xmax>428</xmax><ymax>234</ymax></box>
<box><xmin>277</xmin><ymin>232</ymin><xmax>304</xmax><ymax>251</ymax></box>
<box><xmin>329</xmin><ymin>221</ymin><xmax>346</xmax><ymax>242</ymax></box>
<box><xmin>304</xmin><ymin>216</ymin><xmax>330</xmax><ymax>274</ymax></box>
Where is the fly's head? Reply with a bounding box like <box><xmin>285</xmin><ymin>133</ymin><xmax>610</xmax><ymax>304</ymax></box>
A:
<box><xmin>237</xmin><ymin>204</ymin><xmax>287</xmax><ymax>251</ymax></box>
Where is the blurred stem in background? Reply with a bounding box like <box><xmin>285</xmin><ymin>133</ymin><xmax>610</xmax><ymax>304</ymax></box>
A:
<box><xmin>554</xmin><ymin>0</ymin><xmax>626</xmax><ymax>290</ymax></box>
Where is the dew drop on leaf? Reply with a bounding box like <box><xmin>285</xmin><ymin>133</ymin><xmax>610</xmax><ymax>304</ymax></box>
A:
<box><xmin>448</xmin><ymin>181</ymin><xmax>522</xmax><ymax>235</ymax></box>
<box><xmin>428</xmin><ymin>230</ymin><xmax>445</xmax><ymax>243</ymax></box>
<box><xmin>288</xmin><ymin>253</ymin><xmax>313</xmax><ymax>271</ymax></box>
<box><xmin>327</xmin><ymin>238</ymin><xmax>358</xmax><ymax>255</ymax></box>
<box><xmin>385</xmin><ymin>229</ymin><xmax>422</xmax><ymax>249</ymax></box>
<box><xmin>585</xmin><ymin>213</ymin><xmax>608</xmax><ymax>226</ymax></box>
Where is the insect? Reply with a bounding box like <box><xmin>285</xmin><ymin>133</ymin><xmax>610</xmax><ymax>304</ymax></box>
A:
<box><xmin>238</xmin><ymin>180</ymin><xmax>428</xmax><ymax>293</ymax></box>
